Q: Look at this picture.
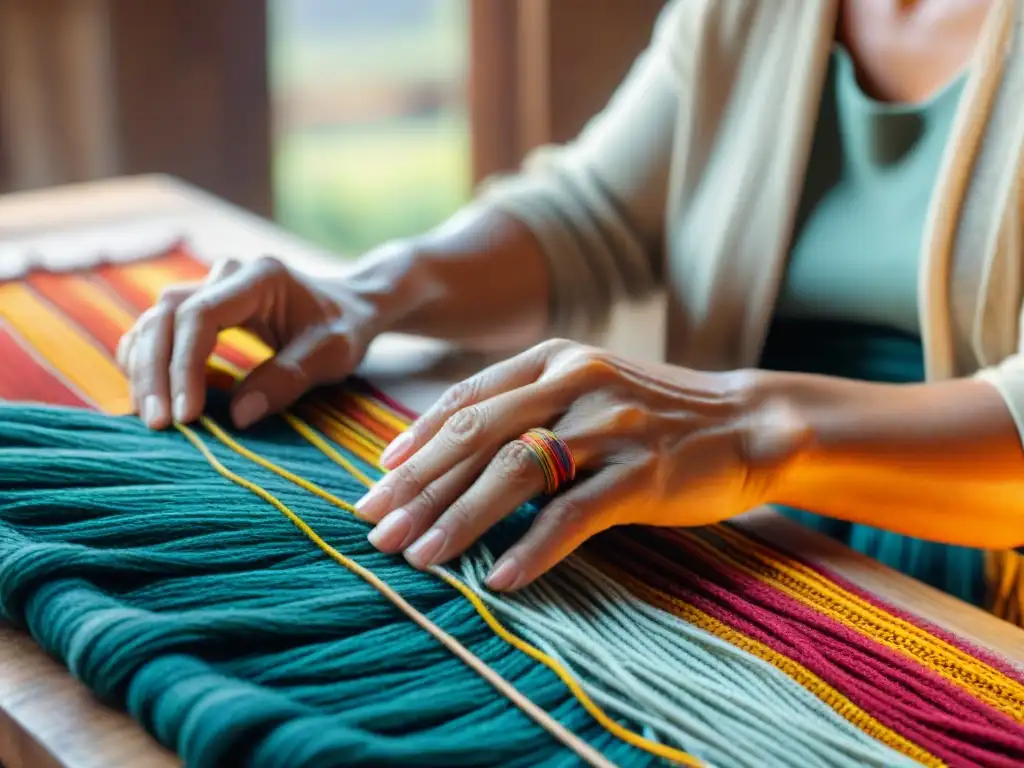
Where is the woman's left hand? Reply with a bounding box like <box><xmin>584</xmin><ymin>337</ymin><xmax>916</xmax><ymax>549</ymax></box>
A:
<box><xmin>355</xmin><ymin>339</ymin><xmax>807</xmax><ymax>591</ymax></box>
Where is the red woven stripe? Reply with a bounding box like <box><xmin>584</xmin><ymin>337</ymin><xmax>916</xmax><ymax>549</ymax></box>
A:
<box><xmin>26</xmin><ymin>272</ymin><xmax>124</xmax><ymax>355</ymax></box>
<box><xmin>0</xmin><ymin>322</ymin><xmax>90</xmax><ymax>409</ymax></box>
<box><xmin>92</xmin><ymin>256</ymin><xmax>255</xmax><ymax>373</ymax></box>
<box><xmin>727</xmin><ymin>521</ymin><xmax>1024</xmax><ymax>684</ymax></box>
<box><xmin>92</xmin><ymin>262</ymin><xmax>155</xmax><ymax>314</ymax></box>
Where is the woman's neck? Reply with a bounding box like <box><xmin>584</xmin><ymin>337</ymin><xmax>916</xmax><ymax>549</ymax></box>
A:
<box><xmin>838</xmin><ymin>0</ymin><xmax>993</xmax><ymax>103</ymax></box>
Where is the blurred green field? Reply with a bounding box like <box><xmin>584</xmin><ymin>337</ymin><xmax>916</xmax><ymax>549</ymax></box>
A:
<box><xmin>273</xmin><ymin>115</ymin><xmax>470</xmax><ymax>257</ymax></box>
<box><xmin>269</xmin><ymin>0</ymin><xmax>470</xmax><ymax>257</ymax></box>
<box><xmin>269</xmin><ymin>0</ymin><xmax>466</xmax><ymax>90</ymax></box>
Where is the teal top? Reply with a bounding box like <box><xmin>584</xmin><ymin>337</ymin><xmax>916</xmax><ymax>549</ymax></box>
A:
<box><xmin>759</xmin><ymin>48</ymin><xmax>986</xmax><ymax>605</ymax></box>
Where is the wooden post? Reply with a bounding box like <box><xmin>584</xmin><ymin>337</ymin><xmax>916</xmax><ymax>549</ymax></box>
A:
<box><xmin>108</xmin><ymin>0</ymin><xmax>272</xmax><ymax>217</ymax></box>
<box><xmin>0</xmin><ymin>0</ymin><xmax>271</xmax><ymax>216</ymax></box>
<box><xmin>468</xmin><ymin>0</ymin><xmax>663</xmax><ymax>185</ymax></box>
<box><xmin>468</xmin><ymin>0</ymin><xmax>522</xmax><ymax>185</ymax></box>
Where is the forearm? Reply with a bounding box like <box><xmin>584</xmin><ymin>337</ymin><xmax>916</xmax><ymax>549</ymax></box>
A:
<box><xmin>338</xmin><ymin>206</ymin><xmax>552</xmax><ymax>351</ymax></box>
<box><xmin>755</xmin><ymin>371</ymin><xmax>1024</xmax><ymax>549</ymax></box>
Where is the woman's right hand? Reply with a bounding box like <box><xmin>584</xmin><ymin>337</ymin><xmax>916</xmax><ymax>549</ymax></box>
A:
<box><xmin>116</xmin><ymin>255</ymin><xmax>384</xmax><ymax>431</ymax></box>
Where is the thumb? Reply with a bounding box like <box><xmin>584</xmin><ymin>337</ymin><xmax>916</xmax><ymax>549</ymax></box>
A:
<box><xmin>229</xmin><ymin>330</ymin><xmax>360</xmax><ymax>429</ymax></box>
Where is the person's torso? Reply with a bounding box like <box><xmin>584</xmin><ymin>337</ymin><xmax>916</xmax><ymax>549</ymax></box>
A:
<box><xmin>660</xmin><ymin>0</ymin><xmax>1024</xmax><ymax>381</ymax></box>
<box><xmin>758</xmin><ymin>46</ymin><xmax>986</xmax><ymax>606</ymax></box>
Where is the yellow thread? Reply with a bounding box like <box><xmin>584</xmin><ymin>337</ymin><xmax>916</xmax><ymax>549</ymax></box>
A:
<box><xmin>199</xmin><ymin>417</ymin><xmax>362</xmax><ymax>511</ymax></box>
<box><xmin>592</xmin><ymin>557</ymin><xmax>946</xmax><ymax>767</ymax></box>
<box><xmin>288</xmin><ymin>409</ymin><xmax>385</xmax><ymax>475</ymax></box>
<box><xmin>702</xmin><ymin>526</ymin><xmax>1024</xmax><ymax>719</ymax></box>
<box><xmin>711</xmin><ymin>524</ymin><xmax>1021</xmax><ymax>686</ymax></box>
<box><xmin>176</xmin><ymin>420</ymin><xmax>620</xmax><ymax>768</ymax></box>
<box><xmin>430</xmin><ymin>566</ymin><xmax>702</xmax><ymax>766</ymax></box>
<box><xmin>185</xmin><ymin>410</ymin><xmax>701</xmax><ymax>766</ymax></box>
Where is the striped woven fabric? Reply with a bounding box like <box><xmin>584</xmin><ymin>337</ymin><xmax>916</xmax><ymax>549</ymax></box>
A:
<box><xmin>1</xmin><ymin>243</ymin><xmax>1023</xmax><ymax>767</ymax></box>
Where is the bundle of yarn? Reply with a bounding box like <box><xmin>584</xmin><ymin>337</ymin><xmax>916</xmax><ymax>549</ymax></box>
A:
<box><xmin>0</xmin><ymin>243</ymin><xmax>1020</xmax><ymax>767</ymax></box>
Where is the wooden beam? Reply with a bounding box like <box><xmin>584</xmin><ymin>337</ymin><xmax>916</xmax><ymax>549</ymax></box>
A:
<box><xmin>468</xmin><ymin>0</ymin><xmax>522</xmax><ymax>184</ymax></box>
<box><xmin>108</xmin><ymin>0</ymin><xmax>272</xmax><ymax>217</ymax></box>
<box><xmin>0</xmin><ymin>0</ymin><xmax>117</xmax><ymax>192</ymax></box>
<box><xmin>519</xmin><ymin>0</ymin><xmax>665</xmax><ymax>149</ymax></box>
<box><xmin>468</xmin><ymin>0</ymin><xmax>663</xmax><ymax>183</ymax></box>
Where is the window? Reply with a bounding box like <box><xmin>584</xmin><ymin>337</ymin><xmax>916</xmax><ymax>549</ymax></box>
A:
<box><xmin>269</xmin><ymin>0</ymin><xmax>470</xmax><ymax>257</ymax></box>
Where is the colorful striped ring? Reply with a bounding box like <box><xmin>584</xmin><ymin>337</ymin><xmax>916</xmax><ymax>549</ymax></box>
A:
<box><xmin>519</xmin><ymin>428</ymin><xmax>576</xmax><ymax>495</ymax></box>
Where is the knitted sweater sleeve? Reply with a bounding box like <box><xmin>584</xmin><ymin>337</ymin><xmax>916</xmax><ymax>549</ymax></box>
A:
<box><xmin>476</xmin><ymin>1</ymin><xmax>686</xmax><ymax>342</ymax></box>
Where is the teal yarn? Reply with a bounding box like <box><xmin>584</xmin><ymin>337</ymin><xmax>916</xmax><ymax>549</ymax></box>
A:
<box><xmin>0</xmin><ymin>397</ymin><xmax>649</xmax><ymax>767</ymax></box>
<box><xmin>0</xmin><ymin>393</ymin><xmax>918</xmax><ymax>767</ymax></box>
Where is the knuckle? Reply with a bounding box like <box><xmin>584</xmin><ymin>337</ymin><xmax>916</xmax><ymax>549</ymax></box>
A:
<box><xmin>174</xmin><ymin>296</ymin><xmax>212</xmax><ymax>327</ymax></box>
<box><xmin>443</xmin><ymin>498</ymin><xmax>474</xmax><ymax>530</ymax></box>
<box><xmin>409</xmin><ymin>481</ymin><xmax>443</xmax><ymax>516</ymax></box>
<box><xmin>550</xmin><ymin>499</ymin><xmax>587</xmax><ymax>535</ymax></box>
<box><xmin>250</xmin><ymin>255</ymin><xmax>288</xmax><ymax>281</ymax></box>
<box><xmin>538</xmin><ymin>337</ymin><xmax>572</xmax><ymax>356</ymax></box>
<box><xmin>607</xmin><ymin>402</ymin><xmax>649</xmax><ymax>433</ymax></box>
<box><xmin>135</xmin><ymin>305</ymin><xmax>167</xmax><ymax>332</ymax></box>
<box><xmin>208</xmin><ymin>256</ymin><xmax>240</xmax><ymax>277</ymax></box>
<box><xmin>440</xmin><ymin>379</ymin><xmax>477</xmax><ymax>413</ymax></box>
<box><xmin>443</xmin><ymin>406</ymin><xmax>484</xmax><ymax>446</ymax></box>
<box><xmin>497</xmin><ymin>441</ymin><xmax>537</xmax><ymax>480</ymax></box>
<box><xmin>157</xmin><ymin>283</ymin><xmax>194</xmax><ymax>307</ymax></box>
<box><xmin>389</xmin><ymin>462</ymin><xmax>423</xmax><ymax>496</ymax></box>
<box><xmin>562</xmin><ymin>349</ymin><xmax>617</xmax><ymax>385</ymax></box>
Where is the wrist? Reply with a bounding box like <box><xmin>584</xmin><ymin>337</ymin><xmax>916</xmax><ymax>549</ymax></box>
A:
<box><xmin>732</xmin><ymin>368</ymin><xmax>824</xmax><ymax>506</ymax></box>
<box><xmin>329</xmin><ymin>238</ymin><xmax>430</xmax><ymax>337</ymax></box>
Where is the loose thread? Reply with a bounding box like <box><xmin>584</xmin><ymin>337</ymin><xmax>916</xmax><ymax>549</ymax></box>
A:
<box><xmin>198</xmin><ymin>358</ymin><xmax>705</xmax><ymax>764</ymax></box>
<box><xmin>175</xmin><ymin>420</ymin><xmax>621</xmax><ymax>768</ymax></box>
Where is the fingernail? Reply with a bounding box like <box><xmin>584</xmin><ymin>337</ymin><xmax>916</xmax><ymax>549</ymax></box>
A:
<box><xmin>486</xmin><ymin>557</ymin><xmax>522</xmax><ymax>591</ymax></box>
<box><xmin>143</xmin><ymin>395</ymin><xmax>166</xmax><ymax>428</ymax></box>
<box><xmin>173</xmin><ymin>394</ymin><xmax>189</xmax><ymax>423</ymax></box>
<box><xmin>355</xmin><ymin>483</ymin><xmax>392</xmax><ymax>522</ymax></box>
<box><xmin>379</xmin><ymin>432</ymin><xmax>412</xmax><ymax>468</ymax></box>
<box><xmin>232</xmin><ymin>391</ymin><xmax>268</xmax><ymax>429</ymax></box>
<box><xmin>367</xmin><ymin>508</ymin><xmax>411</xmax><ymax>552</ymax></box>
<box><xmin>404</xmin><ymin>528</ymin><xmax>446</xmax><ymax>568</ymax></box>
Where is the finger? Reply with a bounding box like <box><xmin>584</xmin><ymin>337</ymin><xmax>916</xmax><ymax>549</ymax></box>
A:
<box><xmin>118</xmin><ymin>283</ymin><xmax>196</xmax><ymax>418</ymax></box>
<box><xmin>128</xmin><ymin>305</ymin><xmax>178</xmax><ymax>429</ymax></box>
<box><xmin>229</xmin><ymin>328</ymin><xmax>352</xmax><ymax>429</ymax></box>
<box><xmin>401</xmin><ymin>438</ymin><xmax>548</xmax><ymax>569</ymax></box>
<box><xmin>169</xmin><ymin>257</ymin><xmax>283</xmax><ymax>424</ymax></box>
<box><xmin>115</xmin><ymin>326</ymin><xmax>136</xmax><ymax>373</ymax></box>
<box><xmin>365</xmin><ymin>455</ymin><xmax>480</xmax><ymax>551</ymax></box>
<box><xmin>116</xmin><ymin>328</ymin><xmax>139</xmax><ymax>413</ymax></box>
<box><xmin>378</xmin><ymin>342</ymin><xmax>560</xmax><ymax>469</ymax></box>
<box><xmin>484</xmin><ymin>465</ymin><xmax>635</xmax><ymax>591</ymax></box>
<box><xmin>206</xmin><ymin>257</ymin><xmax>241</xmax><ymax>283</ymax></box>
<box><xmin>356</xmin><ymin>378</ymin><xmax>574</xmax><ymax>522</ymax></box>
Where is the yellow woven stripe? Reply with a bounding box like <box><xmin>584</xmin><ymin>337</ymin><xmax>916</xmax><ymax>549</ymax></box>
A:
<box><xmin>62</xmin><ymin>273</ymin><xmax>140</xmax><ymax>330</ymax></box>
<box><xmin>708</xmin><ymin>525</ymin><xmax>1024</xmax><ymax>702</ymax></box>
<box><xmin>0</xmin><ymin>283</ymin><xmax>130</xmax><ymax>412</ymax></box>
<box><xmin>304</xmin><ymin>403</ymin><xmax>389</xmax><ymax>451</ymax></box>
<box><xmin>186</xmin><ymin>414</ymin><xmax>702</xmax><ymax>767</ymax></box>
<box><xmin>590</xmin><ymin>556</ymin><xmax>945</xmax><ymax>767</ymax></box>
<box><xmin>343</xmin><ymin>392</ymin><xmax>411</xmax><ymax>434</ymax></box>
<box><xmin>693</xmin><ymin>526</ymin><xmax>1024</xmax><ymax>720</ymax></box>
<box><xmin>297</xmin><ymin>411</ymin><xmax>382</xmax><ymax>469</ymax></box>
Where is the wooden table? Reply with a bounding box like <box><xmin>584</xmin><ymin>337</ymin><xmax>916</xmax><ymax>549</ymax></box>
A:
<box><xmin>0</xmin><ymin>175</ymin><xmax>1021</xmax><ymax>768</ymax></box>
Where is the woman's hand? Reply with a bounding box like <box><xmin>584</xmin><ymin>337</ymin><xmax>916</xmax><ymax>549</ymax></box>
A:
<box><xmin>356</xmin><ymin>339</ymin><xmax>809</xmax><ymax>591</ymax></box>
<box><xmin>117</xmin><ymin>255</ymin><xmax>384</xmax><ymax>430</ymax></box>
